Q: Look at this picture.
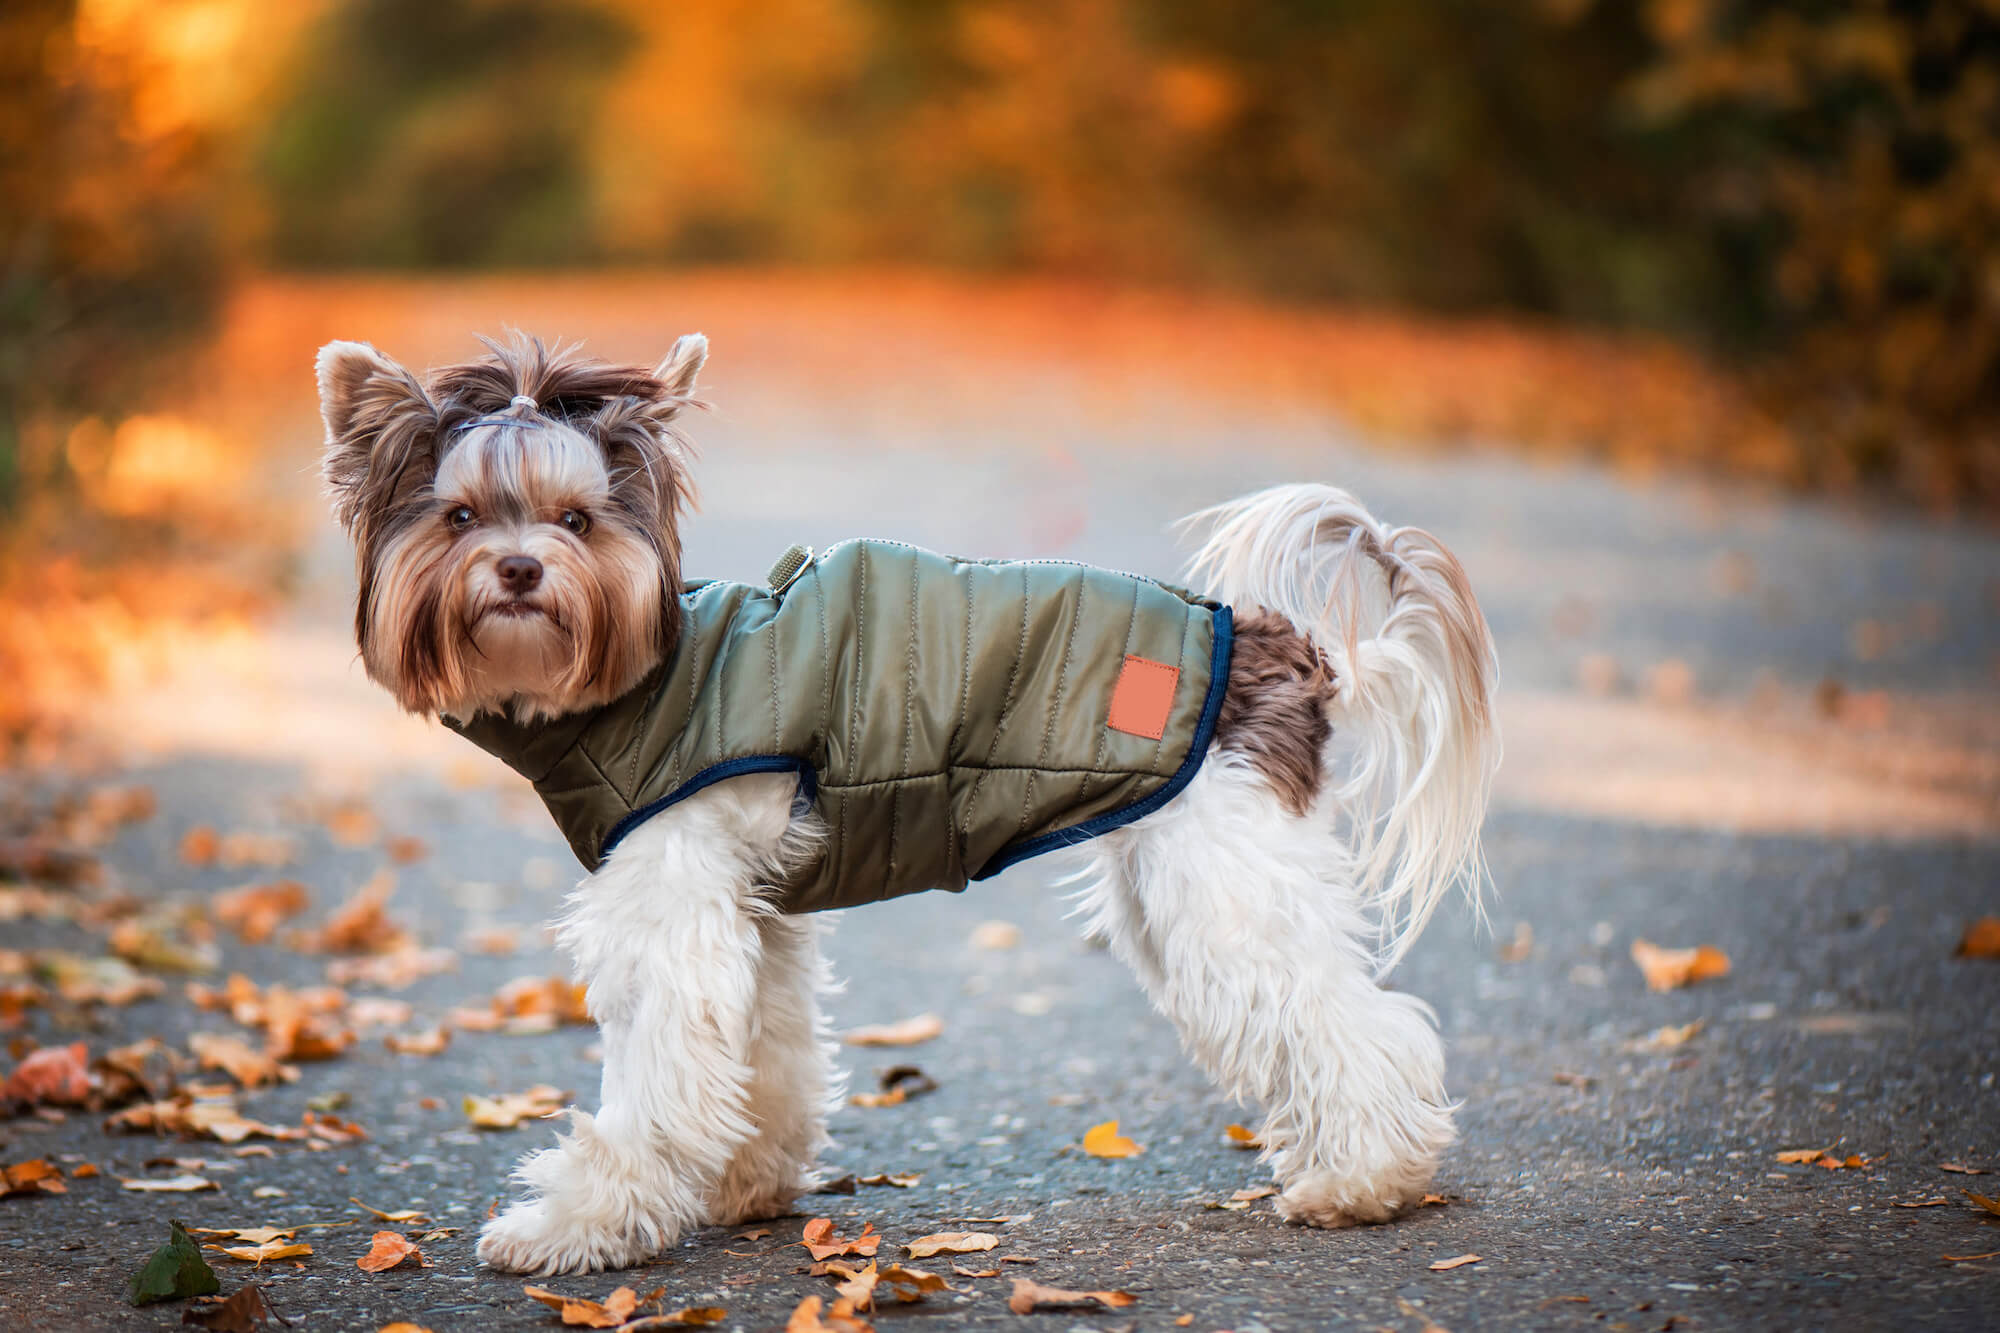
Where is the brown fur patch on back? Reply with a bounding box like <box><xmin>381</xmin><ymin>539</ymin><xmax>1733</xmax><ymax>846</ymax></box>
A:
<box><xmin>1214</xmin><ymin>610</ymin><xmax>1335</xmax><ymax>816</ymax></box>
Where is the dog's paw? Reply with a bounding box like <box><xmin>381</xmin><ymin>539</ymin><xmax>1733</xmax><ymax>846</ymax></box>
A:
<box><xmin>1274</xmin><ymin>1167</ymin><xmax>1432</xmax><ymax>1229</ymax></box>
<box><xmin>476</xmin><ymin>1200</ymin><xmax>659</xmax><ymax>1275</ymax></box>
<box><xmin>705</xmin><ymin>1183</ymin><xmax>803</xmax><ymax>1228</ymax></box>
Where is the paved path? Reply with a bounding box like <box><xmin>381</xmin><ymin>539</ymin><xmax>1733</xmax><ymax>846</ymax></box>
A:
<box><xmin>2</xmin><ymin>276</ymin><xmax>1996</xmax><ymax>1330</ymax></box>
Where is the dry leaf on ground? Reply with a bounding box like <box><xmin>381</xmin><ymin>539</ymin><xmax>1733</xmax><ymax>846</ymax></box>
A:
<box><xmin>296</xmin><ymin>872</ymin><xmax>410</xmax><ymax>955</ymax></box>
<box><xmin>184</xmin><ymin>1283</ymin><xmax>288</xmax><ymax>1330</ymax></box>
<box><xmin>105</xmin><ymin>1095</ymin><xmax>304</xmax><ymax>1144</ymax></box>
<box><xmin>1430</xmin><ymin>1253</ymin><xmax>1483</xmax><ymax>1271</ymax></box>
<box><xmin>1006</xmin><ymin>1279</ymin><xmax>1136</xmax><ymax>1314</ymax></box>
<box><xmin>1776</xmin><ymin>1148</ymin><xmax>1866</xmax><ymax>1169</ymax></box>
<box><xmin>1957</xmin><ymin>918</ymin><xmax>2000</xmax><ymax>959</ymax></box>
<box><xmin>328</xmin><ymin>947</ymin><xmax>460</xmax><ymax>989</ymax></box>
<box><xmin>205</xmin><ymin>1239</ymin><xmax>313</xmax><ymax>1264</ymax></box>
<box><xmin>968</xmin><ymin>921</ymin><xmax>1021</xmax><ymax>950</ymax></box>
<box><xmin>211</xmin><ymin>881</ymin><xmax>309</xmax><ymax>944</ymax></box>
<box><xmin>1630</xmin><ymin>939</ymin><xmax>1731</xmax><ymax>991</ymax></box>
<box><xmin>1</xmin><ymin>1159</ymin><xmax>66</xmax><ymax>1197</ymax></box>
<box><xmin>1498</xmin><ymin>921</ymin><xmax>1534</xmax><ymax>962</ymax></box>
<box><xmin>384</xmin><ymin>1027</ymin><xmax>450</xmax><ymax>1057</ymax></box>
<box><xmin>1940</xmin><ymin>1163</ymin><xmax>1989</xmax><ymax>1174</ymax></box>
<box><xmin>1964</xmin><ymin>1190</ymin><xmax>2000</xmax><ymax>1216</ymax></box>
<box><xmin>122</xmin><ymin>1174</ymin><xmax>218</xmax><ymax>1192</ymax></box>
<box><xmin>190</xmin><ymin>1033</ymin><xmax>296</xmax><ymax>1089</ymax></box>
<box><xmin>1081</xmin><ymin>1120</ymin><xmax>1143</xmax><ymax>1158</ymax></box>
<box><xmin>1943</xmin><ymin>1250</ymin><xmax>2000</xmax><ymax>1262</ymax></box>
<box><xmin>840</xmin><ymin>1014</ymin><xmax>943</xmax><ymax>1047</ymax></box>
<box><xmin>856</xmin><ymin>1172</ymin><xmax>920</xmax><ymax>1188</ymax></box>
<box><xmin>849</xmin><ymin>1065</ymin><xmax>936</xmax><ymax>1108</ymax></box>
<box><xmin>190</xmin><ymin>1226</ymin><xmax>298</xmax><ymax>1245</ymax></box>
<box><xmin>377</xmin><ymin>1325</ymin><xmax>437</xmax><ymax>1333</ymax></box>
<box><xmin>464</xmin><ymin>1086</ymin><xmax>566</xmax><ymax>1129</ymax></box>
<box><xmin>620</xmin><ymin>1307</ymin><xmax>726</xmax><ymax>1328</ymax></box>
<box><xmin>522</xmin><ymin>1283</ymin><xmax>658</xmax><ymax>1327</ymax></box>
<box><xmin>352</xmin><ymin>1198</ymin><xmax>429</xmax><ymax>1223</ymax></box>
<box><xmin>356</xmin><ymin>1231</ymin><xmax>422</xmax><ymax>1272</ymax></box>
<box><xmin>904</xmin><ymin>1232</ymin><xmax>997</xmax><ymax>1258</ymax></box>
<box><xmin>800</xmin><ymin>1219</ymin><xmax>882</xmax><ymax>1261</ymax></box>
<box><xmin>3</xmin><ymin>1041</ymin><xmax>94</xmax><ymax>1109</ymax></box>
<box><xmin>784</xmin><ymin>1295</ymin><xmax>873</xmax><ymax>1333</ymax></box>
<box><xmin>1224</xmin><ymin>1123</ymin><xmax>1262</xmax><ymax>1149</ymax></box>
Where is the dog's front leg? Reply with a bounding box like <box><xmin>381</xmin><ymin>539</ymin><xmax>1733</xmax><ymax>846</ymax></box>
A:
<box><xmin>477</xmin><ymin>788</ymin><xmax>781</xmax><ymax>1275</ymax></box>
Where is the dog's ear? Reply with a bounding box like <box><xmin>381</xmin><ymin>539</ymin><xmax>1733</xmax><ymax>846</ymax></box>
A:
<box><xmin>316</xmin><ymin>340</ymin><xmax>440</xmax><ymax>531</ymax></box>
<box><xmin>652</xmin><ymin>333</ymin><xmax>707</xmax><ymax>407</ymax></box>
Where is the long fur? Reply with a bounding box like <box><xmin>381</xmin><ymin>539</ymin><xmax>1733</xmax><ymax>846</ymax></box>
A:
<box><xmin>1183</xmin><ymin>483</ymin><xmax>1500</xmax><ymax>969</ymax></box>
<box><xmin>320</xmin><ymin>334</ymin><xmax>1501</xmax><ymax>1276</ymax></box>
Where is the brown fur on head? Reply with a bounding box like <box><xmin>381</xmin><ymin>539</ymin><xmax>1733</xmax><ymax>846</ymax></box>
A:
<box><xmin>316</xmin><ymin>332</ymin><xmax>705</xmax><ymax>721</ymax></box>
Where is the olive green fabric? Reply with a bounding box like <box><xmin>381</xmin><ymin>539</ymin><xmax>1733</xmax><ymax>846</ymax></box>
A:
<box><xmin>445</xmin><ymin>539</ymin><xmax>1232</xmax><ymax>914</ymax></box>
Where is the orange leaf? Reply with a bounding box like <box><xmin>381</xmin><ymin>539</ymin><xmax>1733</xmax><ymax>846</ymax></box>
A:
<box><xmin>1430</xmin><ymin>1253</ymin><xmax>1483</xmax><ymax>1271</ymax></box>
<box><xmin>1081</xmin><ymin>1120</ymin><xmax>1143</xmax><ymax>1158</ymax></box>
<box><xmin>1006</xmin><ymin>1278</ymin><xmax>1136</xmax><ymax>1314</ymax></box>
<box><xmin>1630</xmin><ymin>939</ymin><xmax>1731</xmax><ymax>991</ymax></box>
<box><xmin>356</xmin><ymin>1231</ymin><xmax>420</xmax><ymax>1272</ymax></box>
<box><xmin>903</xmin><ymin>1232</ymin><xmax>997</xmax><ymax>1258</ymax></box>
<box><xmin>1957</xmin><ymin>918</ymin><xmax>2000</xmax><ymax>959</ymax></box>
<box><xmin>799</xmin><ymin>1219</ymin><xmax>881</xmax><ymax>1262</ymax></box>
<box><xmin>1223</xmin><ymin>1123</ymin><xmax>1261</xmax><ymax>1149</ymax></box>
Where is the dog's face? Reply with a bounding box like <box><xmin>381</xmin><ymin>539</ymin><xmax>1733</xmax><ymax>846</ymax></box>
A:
<box><xmin>315</xmin><ymin>334</ymin><xmax>704</xmax><ymax>721</ymax></box>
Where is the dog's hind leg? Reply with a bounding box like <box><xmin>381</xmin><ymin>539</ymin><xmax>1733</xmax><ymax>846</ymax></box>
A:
<box><xmin>704</xmin><ymin>912</ymin><xmax>842</xmax><ymax>1226</ymax></box>
<box><xmin>476</xmin><ymin>776</ymin><xmax>796</xmax><ymax>1275</ymax></box>
<box><xmin>1075</xmin><ymin>750</ymin><xmax>1457</xmax><ymax>1228</ymax></box>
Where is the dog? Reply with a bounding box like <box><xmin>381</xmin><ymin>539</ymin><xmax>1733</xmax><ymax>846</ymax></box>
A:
<box><xmin>315</xmin><ymin>332</ymin><xmax>1500</xmax><ymax>1276</ymax></box>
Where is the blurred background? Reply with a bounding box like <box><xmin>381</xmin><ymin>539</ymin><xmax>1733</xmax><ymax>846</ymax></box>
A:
<box><xmin>2</xmin><ymin>0</ymin><xmax>1997</xmax><ymax>833</ymax></box>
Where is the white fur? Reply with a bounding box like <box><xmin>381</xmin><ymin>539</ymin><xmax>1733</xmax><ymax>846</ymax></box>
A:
<box><xmin>476</xmin><ymin>774</ymin><xmax>830</xmax><ymax>1275</ymax></box>
<box><xmin>1067</xmin><ymin>750</ymin><xmax>1455</xmax><ymax>1225</ymax></box>
<box><xmin>475</xmin><ymin>484</ymin><xmax>1498</xmax><ymax>1273</ymax></box>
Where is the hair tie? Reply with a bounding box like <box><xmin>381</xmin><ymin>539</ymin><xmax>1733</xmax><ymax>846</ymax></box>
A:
<box><xmin>509</xmin><ymin>395</ymin><xmax>537</xmax><ymax>411</ymax></box>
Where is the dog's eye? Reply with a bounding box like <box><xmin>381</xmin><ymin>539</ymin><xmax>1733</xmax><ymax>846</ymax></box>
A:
<box><xmin>447</xmin><ymin>506</ymin><xmax>476</xmax><ymax>530</ymax></box>
<box><xmin>559</xmin><ymin>509</ymin><xmax>591</xmax><ymax>536</ymax></box>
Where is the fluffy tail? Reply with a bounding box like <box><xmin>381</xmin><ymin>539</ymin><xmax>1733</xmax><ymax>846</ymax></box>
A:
<box><xmin>1183</xmin><ymin>483</ymin><xmax>1500</xmax><ymax>970</ymax></box>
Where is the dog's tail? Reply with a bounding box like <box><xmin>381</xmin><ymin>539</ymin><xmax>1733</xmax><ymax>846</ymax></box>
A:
<box><xmin>1183</xmin><ymin>483</ymin><xmax>1500</xmax><ymax>970</ymax></box>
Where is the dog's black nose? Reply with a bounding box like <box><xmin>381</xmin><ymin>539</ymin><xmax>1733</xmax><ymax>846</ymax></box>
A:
<box><xmin>497</xmin><ymin>555</ymin><xmax>543</xmax><ymax>593</ymax></box>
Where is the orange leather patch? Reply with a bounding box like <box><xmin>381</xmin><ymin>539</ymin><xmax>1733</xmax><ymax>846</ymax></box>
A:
<box><xmin>1107</xmin><ymin>655</ymin><xmax>1180</xmax><ymax>740</ymax></box>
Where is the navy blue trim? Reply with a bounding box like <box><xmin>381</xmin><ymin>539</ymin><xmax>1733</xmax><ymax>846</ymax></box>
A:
<box><xmin>971</xmin><ymin>603</ymin><xmax>1235</xmax><ymax>881</ymax></box>
<box><xmin>598</xmin><ymin>757</ymin><xmax>818</xmax><ymax>864</ymax></box>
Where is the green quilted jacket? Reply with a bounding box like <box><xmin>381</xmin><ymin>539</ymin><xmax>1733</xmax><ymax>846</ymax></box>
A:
<box><xmin>445</xmin><ymin>539</ymin><xmax>1234</xmax><ymax>913</ymax></box>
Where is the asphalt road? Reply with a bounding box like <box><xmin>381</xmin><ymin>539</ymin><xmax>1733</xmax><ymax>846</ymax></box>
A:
<box><xmin>3</xmin><ymin>281</ymin><xmax>1998</xmax><ymax>1331</ymax></box>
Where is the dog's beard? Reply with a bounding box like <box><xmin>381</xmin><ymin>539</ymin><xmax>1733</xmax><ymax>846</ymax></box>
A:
<box><xmin>358</xmin><ymin>428</ymin><xmax>675</xmax><ymax>722</ymax></box>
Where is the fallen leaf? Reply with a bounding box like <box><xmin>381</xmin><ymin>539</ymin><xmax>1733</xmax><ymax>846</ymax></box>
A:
<box><xmin>1420</xmin><ymin>1193</ymin><xmax>1450</xmax><ymax>1207</ymax></box>
<box><xmin>951</xmin><ymin>1264</ymin><xmax>1000</xmax><ymax>1278</ymax></box>
<box><xmin>129</xmin><ymin>1220</ymin><xmax>220</xmax><ymax>1306</ymax></box>
<box><xmin>36</xmin><ymin>951</ymin><xmax>163</xmax><ymax>1005</ymax></box>
<box><xmin>384</xmin><ymin>1027</ymin><xmax>451</xmax><ymax>1057</ymax></box>
<box><xmin>1224</xmin><ymin>1123</ymin><xmax>1262</xmax><ymax>1149</ymax></box>
<box><xmin>123</xmin><ymin>1175</ymin><xmax>219</xmax><ymax>1193</ymax></box>
<box><xmin>1</xmin><ymin>1158</ymin><xmax>66</xmax><ymax>1197</ymax></box>
<box><xmin>488</xmin><ymin>975</ymin><xmax>591</xmax><ymax>1032</ymax></box>
<box><xmin>347</xmin><ymin>998</ymin><xmax>414</xmax><ymax>1029</ymax></box>
<box><xmin>384</xmin><ymin>836</ymin><xmax>429</xmax><ymax>865</ymax></box>
<box><xmin>3</xmin><ymin>1041</ymin><xmax>92</xmax><ymax>1107</ymax></box>
<box><xmin>1551</xmin><ymin>1071</ymin><xmax>1596</xmax><ymax>1089</ymax></box>
<box><xmin>784</xmin><ymin>1295</ymin><xmax>873</xmax><ymax>1333</ymax></box>
<box><xmin>106</xmin><ymin>1096</ymin><xmax>304</xmax><ymax>1145</ymax></box>
<box><xmin>352</xmin><ymin>1199</ymin><xmax>430</xmax><ymax>1223</ymax></box>
<box><xmin>295</xmin><ymin>871</ymin><xmax>410</xmax><ymax>956</ymax></box>
<box><xmin>376</xmin><ymin>1326</ymin><xmax>435</xmax><ymax>1333</ymax></box>
<box><xmin>327</xmin><ymin>947</ymin><xmax>460</xmax><ymax>989</ymax></box>
<box><xmin>1081</xmin><ymin>1119</ymin><xmax>1144</xmax><ymax>1158</ymax></box>
<box><xmin>1958</xmin><ymin>918</ymin><xmax>2000</xmax><ymax>958</ymax></box>
<box><xmin>1965</xmin><ymin>1190</ymin><xmax>2000</xmax><ymax>1216</ymax></box>
<box><xmin>999</xmin><ymin>1255</ymin><xmax>1039</xmax><ymax>1264</ymax></box>
<box><xmin>464</xmin><ymin>1086</ymin><xmax>566</xmax><ymax>1129</ymax></box>
<box><xmin>1633</xmin><ymin>1019</ymin><xmax>1706</xmax><ymax>1051</ymax></box>
<box><xmin>190</xmin><ymin>1033</ymin><xmax>296</xmax><ymax>1090</ymax></box>
<box><xmin>800</xmin><ymin>1219</ymin><xmax>882</xmax><ymax>1262</ymax></box>
<box><xmin>826</xmin><ymin>1261</ymin><xmax>879</xmax><ymax>1311</ymax></box>
<box><xmin>840</xmin><ymin>1014</ymin><xmax>943</xmax><ymax>1047</ymax></box>
<box><xmin>968</xmin><ymin>921</ymin><xmax>1021</xmax><ymax>950</ymax></box>
<box><xmin>1006</xmin><ymin>1278</ymin><xmax>1136</xmax><ymax>1314</ymax></box>
<box><xmin>733</xmin><ymin>1228</ymin><xmax>772</xmax><ymax>1240</ymax></box>
<box><xmin>181</xmin><ymin>827</ymin><xmax>222</xmax><ymax>866</ymax></box>
<box><xmin>849</xmin><ymin>1066</ymin><xmax>936</xmax><ymax>1108</ymax></box>
<box><xmin>1941</xmin><ymin>1163</ymin><xmax>1988</xmax><ymax>1174</ymax></box>
<box><xmin>1944</xmin><ymin>1250</ymin><xmax>2000</xmax><ymax>1263</ymax></box>
<box><xmin>356</xmin><ymin>1231</ymin><xmax>421</xmax><ymax>1272</ymax></box>
<box><xmin>1497</xmin><ymin>921</ymin><xmax>1534</xmax><ymax>962</ymax></box>
<box><xmin>904</xmin><ymin>1232</ymin><xmax>997</xmax><ymax>1258</ymax></box>
<box><xmin>206</xmin><ymin>1240</ymin><xmax>313</xmax><ymax>1264</ymax></box>
<box><xmin>1630</xmin><ymin>939</ymin><xmax>1731</xmax><ymax>991</ymax></box>
<box><xmin>1430</xmin><ymin>1253</ymin><xmax>1483</xmax><ymax>1271</ymax></box>
<box><xmin>190</xmin><ymin>1227</ymin><xmax>297</xmax><ymax>1246</ymax></box>
<box><xmin>211</xmin><ymin>882</ymin><xmax>310</xmax><ymax>945</ymax></box>
<box><xmin>183</xmin><ymin>1282</ymin><xmax>291</xmax><ymax>1330</ymax></box>
<box><xmin>1894</xmin><ymin>1198</ymin><xmax>1949</xmax><ymax>1208</ymax></box>
<box><xmin>621</xmin><ymin>1310</ymin><xmax>727</xmax><ymax>1329</ymax></box>
<box><xmin>1231</xmin><ymin>1185</ymin><xmax>1277</xmax><ymax>1202</ymax></box>
<box><xmin>856</xmin><ymin>1172</ymin><xmax>921</xmax><ymax>1188</ymax></box>
<box><xmin>523</xmin><ymin>1283</ymin><xmax>643</xmax><ymax>1328</ymax></box>
<box><xmin>460</xmin><ymin>926</ymin><xmax>520</xmax><ymax>956</ymax></box>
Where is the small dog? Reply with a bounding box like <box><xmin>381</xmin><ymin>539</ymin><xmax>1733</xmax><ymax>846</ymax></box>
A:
<box><xmin>316</xmin><ymin>333</ymin><xmax>1499</xmax><ymax>1276</ymax></box>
